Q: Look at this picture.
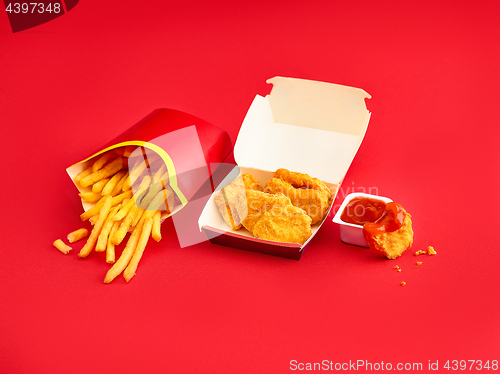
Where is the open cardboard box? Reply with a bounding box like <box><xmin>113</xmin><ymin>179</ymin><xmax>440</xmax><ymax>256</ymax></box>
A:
<box><xmin>199</xmin><ymin>77</ymin><xmax>372</xmax><ymax>259</ymax></box>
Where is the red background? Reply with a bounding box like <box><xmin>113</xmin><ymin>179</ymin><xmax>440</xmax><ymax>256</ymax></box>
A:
<box><xmin>1</xmin><ymin>1</ymin><xmax>499</xmax><ymax>373</ymax></box>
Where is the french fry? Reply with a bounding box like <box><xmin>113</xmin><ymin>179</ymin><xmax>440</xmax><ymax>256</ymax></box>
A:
<box><xmin>114</xmin><ymin>147</ymin><xmax>125</xmax><ymax>157</ymax></box>
<box><xmin>124</xmin><ymin>217</ymin><xmax>153</xmax><ymax>282</ymax></box>
<box><xmin>135</xmin><ymin>175</ymin><xmax>152</xmax><ymax>196</ymax></box>
<box><xmin>79</xmin><ymin>191</ymin><xmax>102</xmax><ymax>203</ymax></box>
<box><xmin>80</xmin><ymin>157</ymin><xmax>125</xmax><ymax>188</ymax></box>
<box><xmin>102</xmin><ymin>170</ymin><xmax>127</xmax><ymax>196</ymax></box>
<box><xmin>104</xmin><ymin>219</ymin><xmax>145</xmax><ymax>283</ymax></box>
<box><xmin>112</xmin><ymin>204</ymin><xmax>139</xmax><ymax>245</ymax></box>
<box><xmin>96</xmin><ymin>205</ymin><xmax>121</xmax><ymax>252</ymax></box>
<box><xmin>140</xmin><ymin>181</ymin><xmax>164</xmax><ymax>208</ymax></box>
<box><xmin>122</xmin><ymin>145</ymin><xmax>137</xmax><ymax>157</ymax></box>
<box><xmin>148</xmin><ymin>187</ymin><xmax>175</xmax><ymax>213</ymax></box>
<box><xmin>67</xmin><ymin>228</ymin><xmax>89</xmax><ymax>243</ymax></box>
<box><xmin>106</xmin><ymin>220</ymin><xmax>121</xmax><ymax>264</ymax></box>
<box><xmin>122</xmin><ymin>174</ymin><xmax>132</xmax><ymax>191</ymax></box>
<box><xmin>131</xmin><ymin>207</ymin><xmax>145</xmax><ymax>228</ymax></box>
<box><xmin>126</xmin><ymin>159</ymin><xmax>148</xmax><ymax>189</ymax></box>
<box><xmin>146</xmin><ymin>157</ymin><xmax>164</xmax><ymax>171</ymax></box>
<box><xmin>152</xmin><ymin>164</ymin><xmax>166</xmax><ymax>184</ymax></box>
<box><xmin>80</xmin><ymin>190</ymin><xmax>132</xmax><ymax>223</ymax></box>
<box><xmin>92</xmin><ymin>178</ymin><xmax>111</xmax><ymax>193</ymax></box>
<box><xmin>79</xmin><ymin>195</ymin><xmax>113</xmax><ymax>258</ymax></box>
<box><xmin>64</xmin><ymin>147</ymin><xmax>177</xmax><ymax>282</ymax></box>
<box><xmin>92</xmin><ymin>152</ymin><xmax>115</xmax><ymax>173</ymax></box>
<box><xmin>135</xmin><ymin>190</ymin><xmax>170</xmax><ymax>229</ymax></box>
<box><xmin>81</xmin><ymin>195</ymin><xmax>108</xmax><ymax>221</ymax></box>
<box><xmin>89</xmin><ymin>214</ymin><xmax>99</xmax><ymax>225</ymax></box>
<box><xmin>80</xmin><ymin>187</ymin><xmax>135</xmax><ymax>222</ymax></box>
<box><xmin>113</xmin><ymin>197</ymin><xmax>136</xmax><ymax>222</ymax></box>
<box><xmin>53</xmin><ymin>239</ymin><xmax>72</xmax><ymax>254</ymax></box>
<box><xmin>111</xmin><ymin>181</ymin><xmax>149</xmax><ymax>224</ymax></box>
<box><xmin>151</xmin><ymin>210</ymin><xmax>162</xmax><ymax>242</ymax></box>
<box><xmin>111</xmin><ymin>171</ymin><xmax>129</xmax><ymax>195</ymax></box>
<box><xmin>111</xmin><ymin>190</ymin><xmax>133</xmax><ymax>207</ymax></box>
<box><xmin>75</xmin><ymin>166</ymin><xmax>92</xmax><ymax>184</ymax></box>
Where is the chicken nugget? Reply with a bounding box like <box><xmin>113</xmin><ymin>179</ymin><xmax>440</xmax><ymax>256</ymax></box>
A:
<box><xmin>242</xmin><ymin>173</ymin><xmax>264</xmax><ymax>191</ymax></box>
<box><xmin>264</xmin><ymin>178</ymin><xmax>329</xmax><ymax>224</ymax></box>
<box><xmin>274</xmin><ymin>168</ymin><xmax>332</xmax><ymax>202</ymax></box>
<box><xmin>213</xmin><ymin>179</ymin><xmax>247</xmax><ymax>230</ymax></box>
<box><xmin>253</xmin><ymin>205</ymin><xmax>312</xmax><ymax>244</ymax></box>
<box><xmin>363</xmin><ymin>203</ymin><xmax>413</xmax><ymax>259</ymax></box>
<box><xmin>241</xmin><ymin>190</ymin><xmax>292</xmax><ymax>233</ymax></box>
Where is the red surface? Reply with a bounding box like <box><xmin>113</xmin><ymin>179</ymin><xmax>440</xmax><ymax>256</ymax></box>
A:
<box><xmin>1</xmin><ymin>1</ymin><xmax>499</xmax><ymax>373</ymax></box>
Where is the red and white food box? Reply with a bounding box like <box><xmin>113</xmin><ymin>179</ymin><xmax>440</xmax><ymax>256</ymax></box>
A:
<box><xmin>199</xmin><ymin>76</ymin><xmax>372</xmax><ymax>259</ymax></box>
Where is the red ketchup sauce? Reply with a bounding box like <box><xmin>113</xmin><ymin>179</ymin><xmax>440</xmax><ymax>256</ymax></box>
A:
<box><xmin>340</xmin><ymin>197</ymin><xmax>386</xmax><ymax>225</ymax></box>
<box><xmin>341</xmin><ymin>197</ymin><xmax>406</xmax><ymax>235</ymax></box>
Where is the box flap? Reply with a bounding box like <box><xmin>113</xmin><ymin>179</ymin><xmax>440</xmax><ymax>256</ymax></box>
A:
<box><xmin>233</xmin><ymin>77</ymin><xmax>371</xmax><ymax>184</ymax></box>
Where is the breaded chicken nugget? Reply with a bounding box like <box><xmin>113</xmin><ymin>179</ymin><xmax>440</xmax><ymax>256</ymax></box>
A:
<box><xmin>241</xmin><ymin>190</ymin><xmax>292</xmax><ymax>233</ymax></box>
<box><xmin>264</xmin><ymin>178</ymin><xmax>329</xmax><ymax>224</ymax></box>
<box><xmin>213</xmin><ymin>178</ymin><xmax>247</xmax><ymax>230</ymax></box>
<box><xmin>274</xmin><ymin>168</ymin><xmax>332</xmax><ymax>202</ymax></box>
<box><xmin>242</xmin><ymin>173</ymin><xmax>264</xmax><ymax>191</ymax></box>
<box><xmin>253</xmin><ymin>205</ymin><xmax>312</xmax><ymax>244</ymax></box>
<box><xmin>363</xmin><ymin>206</ymin><xmax>414</xmax><ymax>260</ymax></box>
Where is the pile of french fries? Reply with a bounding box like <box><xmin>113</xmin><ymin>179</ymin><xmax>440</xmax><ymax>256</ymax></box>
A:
<box><xmin>54</xmin><ymin>145</ymin><xmax>176</xmax><ymax>283</ymax></box>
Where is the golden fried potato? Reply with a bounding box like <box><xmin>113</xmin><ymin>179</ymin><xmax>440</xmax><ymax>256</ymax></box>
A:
<box><xmin>79</xmin><ymin>195</ymin><xmax>114</xmax><ymax>258</ymax></box>
<box><xmin>122</xmin><ymin>145</ymin><xmax>137</xmax><ymax>157</ymax></box>
<box><xmin>53</xmin><ymin>239</ymin><xmax>72</xmax><ymax>254</ymax></box>
<box><xmin>151</xmin><ymin>210</ymin><xmax>162</xmax><ymax>242</ymax></box>
<box><xmin>104</xmin><ymin>219</ymin><xmax>144</xmax><ymax>283</ymax></box>
<box><xmin>67</xmin><ymin>228</ymin><xmax>89</xmax><ymax>243</ymax></box>
<box><xmin>124</xmin><ymin>217</ymin><xmax>154</xmax><ymax>282</ymax></box>
<box><xmin>80</xmin><ymin>158</ymin><xmax>126</xmax><ymax>188</ymax></box>
<box><xmin>101</xmin><ymin>170</ymin><xmax>127</xmax><ymax>196</ymax></box>
<box><xmin>111</xmin><ymin>171</ymin><xmax>129</xmax><ymax>195</ymax></box>
<box><xmin>92</xmin><ymin>152</ymin><xmax>115</xmax><ymax>173</ymax></box>
<box><xmin>96</xmin><ymin>205</ymin><xmax>121</xmax><ymax>252</ymax></box>
<box><xmin>253</xmin><ymin>205</ymin><xmax>312</xmax><ymax>244</ymax></box>
<box><xmin>78</xmin><ymin>191</ymin><xmax>102</xmax><ymax>203</ymax></box>
<box><xmin>106</xmin><ymin>220</ymin><xmax>120</xmax><ymax>264</ymax></box>
<box><xmin>113</xmin><ymin>204</ymin><xmax>139</xmax><ymax>245</ymax></box>
<box><xmin>75</xmin><ymin>166</ymin><xmax>92</xmax><ymax>184</ymax></box>
<box><xmin>92</xmin><ymin>178</ymin><xmax>111</xmax><ymax>193</ymax></box>
<box><xmin>264</xmin><ymin>178</ymin><xmax>329</xmax><ymax>224</ymax></box>
<box><xmin>79</xmin><ymin>190</ymin><xmax>133</xmax><ymax>221</ymax></box>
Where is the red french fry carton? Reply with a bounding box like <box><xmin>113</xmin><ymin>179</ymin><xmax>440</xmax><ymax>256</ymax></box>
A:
<box><xmin>198</xmin><ymin>77</ymin><xmax>371</xmax><ymax>259</ymax></box>
<box><xmin>67</xmin><ymin>109</ymin><xmax>232</xmax><ymax>220</ymax></box>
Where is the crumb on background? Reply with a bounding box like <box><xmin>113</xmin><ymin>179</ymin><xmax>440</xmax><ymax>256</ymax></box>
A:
<box><xmin>394</xmin><ymin>265</ymin><xmax>399</xmax><ymax>269</ymax></box>
<box><xmin>427</xmin><ymin>246</ymin><xmax>437</xmax><ymax>255</ymax></box>
<box><xmin>401</xmin><ymin>282</ymin><xmax>406</xmax><ymax>287</ymax></box>
<box><xmin>417</xmin><ymin>262</ymin><xmax>422</xmax><ymax>266</ymax></box>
